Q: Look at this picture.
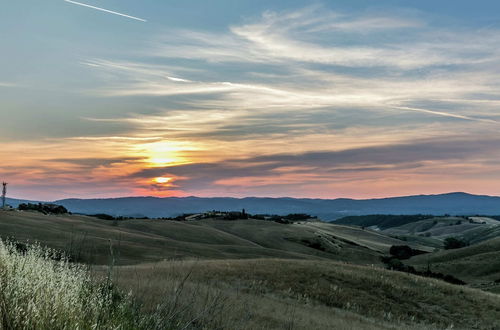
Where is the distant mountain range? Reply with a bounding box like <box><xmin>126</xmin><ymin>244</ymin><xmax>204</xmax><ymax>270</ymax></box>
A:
<box><xmin>5</xmin><ymin>192</ymin><xmax>500</xmax><ymax>221</ymax></box>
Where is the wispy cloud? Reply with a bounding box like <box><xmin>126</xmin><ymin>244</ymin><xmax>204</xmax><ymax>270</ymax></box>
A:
<box><xmin>0</xmin><ymin>82</ymin><xmax>18</xmax><ymax>88</ymax></box>
<box><xmin>81</xmin><ymin>5</ymin><xmax>500</xmax><ymax>131</ymax></box>
<box><xmin>64</xmin><ymin>0</ymin><xmax>147</xmax><ymax>22</ymax></box>
<box><xmin>146</xmin><ymin>7</ymin><xmax>500</xmax><ymax>69</ymax></box>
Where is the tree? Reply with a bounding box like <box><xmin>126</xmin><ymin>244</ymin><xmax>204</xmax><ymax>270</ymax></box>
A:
<box><xmin>18</xmin><ymin>203</ymin><xmax>68</xmax><ymax>214</ymax></box>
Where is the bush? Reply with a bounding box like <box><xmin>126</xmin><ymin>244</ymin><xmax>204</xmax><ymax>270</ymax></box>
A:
<box><xmin>301</xmin><ymin>239</ymin><xmax>326</xmax><ymax>251</ymax></box>
<box><xmin>380</xmin><ymin>257</ymin><xmax>416</xmax><ymax>273</ymax></box>
<box><xmin>283</xmin><ymin>213</ymin><xmax>316</xmax><ymax>221</ymax></box>
<box><xmin>380</xmin><ymin>256</ymin><xmax>465</xmax><ymax>285</ymax></box>
<box><xmin>389</xmin><ymin>245</ymin><xmax>427</xmax><ymax>260</ymax></box>
<box><xmin>91</xmin><ymin>213</ymin><xmax>116</xmax><ymax>220</ymax></box>
<box><xmin>443</xmin><ymin>237</ymin><xmax>468</xmax><ymax>250</ymax></box>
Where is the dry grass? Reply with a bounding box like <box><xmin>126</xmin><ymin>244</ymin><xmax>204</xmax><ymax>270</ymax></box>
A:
<box><xmin>2</xmin><ymin>211</ymin><xmax>500</xmax><ymax>329</ymax></box>
<box><xmin>0</xmin><ymin>239</ymin><xmax>229</xmax><ymax>330</ymax></box>
<box><xmin>108</xmin><ymin>259</ymin><xmax>500</xmax><ymax>330</ymax></box>
<box><xmin>0</xmin><ymin>239</ymin><xmax>144</xmax><ymax>329</ymax></box>
<box><xmin>107</xmin><ymin>261</ymin><xmax>421</xmax><ymax>330</ymax></box>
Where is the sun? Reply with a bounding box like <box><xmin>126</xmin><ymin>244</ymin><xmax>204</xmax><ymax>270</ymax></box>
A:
<box><xmin>135</xmin><ymin>141</ymin><xmax>197</xmax><ymax>168</ymax></box>
<box><xmin>153</xmin><ymin>177</ymin><xmax>171</xmax><ymax>184</ymax></box>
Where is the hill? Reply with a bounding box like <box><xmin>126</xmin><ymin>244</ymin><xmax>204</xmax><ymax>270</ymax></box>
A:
<box><xmin>2</xmin><ymin>209</ymin><xmax>500</xmax><ymax>329</ymax></box>
<box><xmin>0</xmin><ymin>210</ymin><xmax>424</xmax><ymax>265</ymax></box>
<box><xmin>334</xmin><ymin>214</ymin><xmax>433</xmax><ymax>229</ymax></box>
<box><xmin>7</xmin><ymin>192</ymin><xmax>500</xmax><ymax>220</ymax></box>
<box><xmin>336</xmin><ymin>213</ymin><xmax>500</xmax><ymax>293</ymax></box>
<box><xmin>336</xmin><ymin>214</ymin><xmax>500</xmax><ymax>246</ymax></box>
<box><xmin>109</xmin><ymin>258</ymin><xmax>500</xmax><ymax>330</ymax></box>
<box><xmin>408</xmin><ymin>237</ymin><xmax>500</xmax><ymax>292</ymax></box>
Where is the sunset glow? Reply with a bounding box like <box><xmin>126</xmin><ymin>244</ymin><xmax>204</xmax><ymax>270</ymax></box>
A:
<box><xmin>2</xmin><ymin>1</ymin><xmax>500</xmax><ymax>201</ymax></box>
<box><xmin>153</xmin><ymin>177</ymin><xmax>171</xmax><ymax>184</ymax></box>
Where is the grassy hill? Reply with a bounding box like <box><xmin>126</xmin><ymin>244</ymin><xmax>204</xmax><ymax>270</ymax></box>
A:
<box><xmin>334</xmin><ymin>214</ymin><xmax>433</xmax><ymax>229</ymax></box>
<box><xmin>3</xmin><ymin>209</ymin><xmax>500</xmax><ymax>329</ymax></box>
<box><xmin>9</xmin><ymin>238</ymin><xmax>500</xmax><ymax>330</ymax></box>
<box><xmin>0</xmin><ymin>210</ymin><xmax>425</xmax><ymax>265</ymax></box>
<box><xmin>335</xmin><ymin>214</ymin><xmax>500</xmax><ymax>293</ymax></box>
<box><xmin>408</xmin><ymin>237</ymin><xmax>500</xmax><ymax>291</ymax></box>
<box><xmin>336</xmin><ymin>214</ymin><xmax>500</xmax><ymax>247</ymax></box>
<box><xmin>296</xmin><ymin>221</ymin><xmax>433</xmax><ymax>252</ymax></box>
<box><xmin>107</xmin><ymin>258</ymin><xmax>500</xmax><ymax>330</ymax></box>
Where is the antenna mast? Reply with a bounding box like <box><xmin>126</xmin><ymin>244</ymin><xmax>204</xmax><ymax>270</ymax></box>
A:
<box><xmin>1</xmin><ymin>182</ymin><xmax>6</xmax><ymax>209</ymax></box>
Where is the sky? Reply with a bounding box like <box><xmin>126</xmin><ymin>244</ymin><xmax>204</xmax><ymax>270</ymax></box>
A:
<box><xmin>2</xmin><ymin>0</ymin><xmax>500</xmax><ymax>201</ymax></box>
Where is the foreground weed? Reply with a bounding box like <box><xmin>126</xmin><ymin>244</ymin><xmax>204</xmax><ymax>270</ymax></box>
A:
<box><xmin>0</xmin><ymin>239</ymin><xmax>144</xmax><ymax>329</ymax></box>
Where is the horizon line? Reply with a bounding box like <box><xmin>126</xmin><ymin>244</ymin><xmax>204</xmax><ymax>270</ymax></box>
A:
<box><xmin>6</xmin><ymin>191</ymin><xmax>496</xmax><ymax>203</ymax></box>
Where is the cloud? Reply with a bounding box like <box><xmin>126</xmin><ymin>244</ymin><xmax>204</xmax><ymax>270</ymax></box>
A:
<box><xmin>7</xmin><ymin>5</ymin><xmax>500</xmax><ymax>199</ymax></box>
<box><xmin>144</xmin><ymin>6</ymin><xmax>500</xmax><ymax>70</ymax></box>
<box><xmin>81</xmin><ymin>5</ymin><xmax>500</xmax><ymax>133</ymax></box>
<box><xmin>45</xmin><ymin>156</ymin><xmax>144</xmax><ymax>168</ymax></box>
<box><xmin>0</xmin><ymin>82</ymin><xmax>18</xmax><ymax>87</ymax></box>
<box><xmin>125</xmin><ymin>137</ymin><xmax>500</xmax><ymax>192</ymax></box>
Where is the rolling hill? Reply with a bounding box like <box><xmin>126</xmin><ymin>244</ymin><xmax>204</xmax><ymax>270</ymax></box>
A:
<box><xmin>336</xmin><ymin>214</ymin><xmax>500</xmax><ymax>245</ymax></box>
<box><xmin>336</xmin><ymin>213</ymin><xmax>500</xmax><ymax>293</ymax></box>
<box><xmin>110</xmin><ymin>258</ymin><xmax>500</xmax><ymax>330</ymax></box>
<box><xmin>0</xmin><ymin>209</ymin><xmax>425</xmax><ymax>265</ymax></box>
<box><xmin>408</xmin><ymin>237</ymin><xmax>500</xmax><ymax>291</ymax></box>
<box><xmin>2</xmin><ymin>209</ymin><xmax>500</xmax><ymax>329</ymax></box>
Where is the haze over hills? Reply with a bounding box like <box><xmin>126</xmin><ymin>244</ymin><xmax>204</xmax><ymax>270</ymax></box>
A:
<box><xmin>7</xmin><ymin>192</ymin><xmax>500</xmax><ymax>220</ymax></box>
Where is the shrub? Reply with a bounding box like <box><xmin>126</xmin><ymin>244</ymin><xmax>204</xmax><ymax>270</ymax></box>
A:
<box><xmin>380</xmin><ymin>256</ymin><xmax>465</xmax><ymax>285</ymax></box>
<box><xmin>301</xmin><ymin>239</ymin><xmax>326</xmax><ymax>251</ymax></box>
<box><xmin>283</xmin><ymin>213</ymin><xmax>316</xmax><ymax>221</ymax></box>
<box><xmin>90</xmin><ymin>213</ymin><xmax>116</xmax><ymax>220</ymax></box>
<box><xmin>443</xmin><ymin>237</ymin><xmax>468</xmax><ymax>250</ymax></box>
<box><xmin>380</xmin><ymin>257</ymin><xmax>416</xmax><ymax>273</ymax></box>
<box><xmin>389</xmin><ymin>245</ymin><xmax>427</xmax><ymax>260</ymax></box>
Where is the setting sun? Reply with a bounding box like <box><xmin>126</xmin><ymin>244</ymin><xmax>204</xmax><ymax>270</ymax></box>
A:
<box><xmin>133</xmin><ymin>141</ymin><xmax>198</xmax><ymax>168</ymax></box>
<box><xmin>153</xmin><ymin>177</ymin><xmax>171</xmax><ymax>184</ymax></box>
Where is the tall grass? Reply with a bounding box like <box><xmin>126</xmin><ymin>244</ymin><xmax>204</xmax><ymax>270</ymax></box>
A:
<box><xmin>0</xmin><ymin>239</ymin><xmax>231</xmax><ymax>330</ymax></box>
<box><xmin>0</xmin><ymin>239</ymin><xmax>143</xmax><ymax>329</ymax></box>
<box><xmin>3</xmin><ymin>237</ymin><xmax>496</xmax><ymax>330</ymax></box>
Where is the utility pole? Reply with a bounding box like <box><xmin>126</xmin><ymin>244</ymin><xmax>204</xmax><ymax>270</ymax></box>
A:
<box><xmin>2</xmin><ymin>182</ymin><xmax>7</xmax><ymax>209</ymax></box>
